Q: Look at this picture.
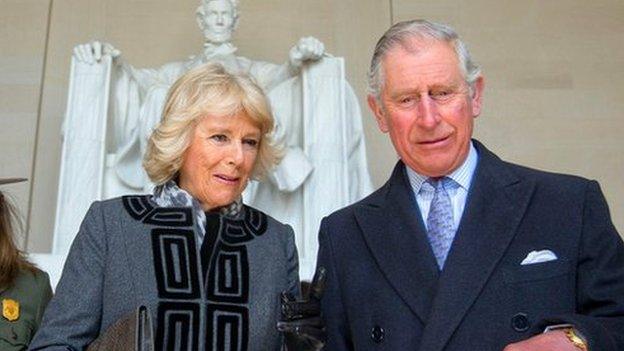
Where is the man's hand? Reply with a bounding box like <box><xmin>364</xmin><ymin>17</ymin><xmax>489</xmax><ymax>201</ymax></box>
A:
<box><xmin>288</xmin><ymin>37</ymin><xmax>325</xmax><ymax>68</ymax></box>
<box><xmin>503</xmin><ymin>330</ymin><xmax>582</xmax><ymax>351</ymax></box>
<box><xmin>73</xmin><ymin>41</ymin><xmax>120</xmax><ymax>64</ymax></box>
<box><xmin>277</xmin><ymin>266</ymin><xmax>327</xmax><ymax>351</ymax></box>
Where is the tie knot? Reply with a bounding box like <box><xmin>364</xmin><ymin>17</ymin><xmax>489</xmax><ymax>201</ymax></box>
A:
<box><xmin>426</xmin><ymin>177</ymin><xmax>452</xmax><ymax>190</ymax></box>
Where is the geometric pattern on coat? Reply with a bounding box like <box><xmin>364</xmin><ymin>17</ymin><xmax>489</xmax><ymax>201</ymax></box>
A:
<box><xmin>122</xmin><ymin>195</ymin><xmax>268</xmax><ymax>351</ymax></box>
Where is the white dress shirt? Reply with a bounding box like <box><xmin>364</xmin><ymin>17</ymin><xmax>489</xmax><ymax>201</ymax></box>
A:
<box><xmin>405</xmin><ymin>142</ymin><xmax>479</xmax><ymax>232</ymax></box>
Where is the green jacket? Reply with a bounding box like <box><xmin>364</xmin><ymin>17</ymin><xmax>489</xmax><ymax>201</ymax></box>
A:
<box><xmin>0</xmin><ymin>268</ymin><xmax>52</xmax><ymax>350</ymax></box>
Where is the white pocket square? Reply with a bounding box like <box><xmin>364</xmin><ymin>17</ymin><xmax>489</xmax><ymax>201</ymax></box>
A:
<box><xmin>520</xmin><ymin>250</ymin><xmax>558</xmax><ymax>265</ymax></box>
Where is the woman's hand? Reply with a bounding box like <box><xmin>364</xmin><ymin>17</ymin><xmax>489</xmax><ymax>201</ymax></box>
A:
<box><xmin>277</xmin><ymin>267</ymin><xmax>327</xmax><ymax>351</ymax></box>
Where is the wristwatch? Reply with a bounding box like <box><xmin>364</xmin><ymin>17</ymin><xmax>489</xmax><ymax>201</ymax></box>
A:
<box><xmin>563</xmin><ymin>328</ymin><xmax>588</xmax><ymax>351</ymax></box>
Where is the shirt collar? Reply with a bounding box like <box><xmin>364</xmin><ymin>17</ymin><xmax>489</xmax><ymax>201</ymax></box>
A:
<box><xmin>406</xmin><ymin>141</ymin><xmax>479</xmax><ymax>193</ymax></box>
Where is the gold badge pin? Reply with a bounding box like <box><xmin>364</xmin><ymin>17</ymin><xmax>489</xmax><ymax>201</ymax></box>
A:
<box><xmin>2</xmin><ymin>299</ymin><xmax>19</xmax><ymax>321</ymax></box>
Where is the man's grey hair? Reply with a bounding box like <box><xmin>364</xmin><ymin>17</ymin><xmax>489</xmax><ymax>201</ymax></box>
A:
<box><xmin>367</xmin><ymin>19</ymin><xmax>481</xmax><ymax>100</ymax></box>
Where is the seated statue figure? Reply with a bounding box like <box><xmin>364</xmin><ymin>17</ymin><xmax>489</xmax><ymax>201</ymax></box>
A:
<box><xmin>56</xmin><ymin>0</ymin><xmax>372</xmax><ymax>278</ymax></box>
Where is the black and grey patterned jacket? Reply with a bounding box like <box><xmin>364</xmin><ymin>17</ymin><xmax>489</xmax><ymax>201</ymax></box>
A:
<box><xmin>30</xmin><ymin>186</ymin><xmax>300</xmax><ymax>351</ymax></box>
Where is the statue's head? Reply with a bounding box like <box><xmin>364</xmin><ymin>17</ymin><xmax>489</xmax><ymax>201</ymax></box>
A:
<box><xmin>196</xmin><ymin>0</ymin><xmax>239</xmax><ymax>44</ymax></box>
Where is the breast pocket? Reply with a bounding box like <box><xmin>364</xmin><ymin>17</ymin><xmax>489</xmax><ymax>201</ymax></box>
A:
<box><xmin>502</xmin><ymin>259</ymin><xmax>575</xmax><ymax>326</ymax></box>
<box><xmin>0</xmin><ymin>320</ymin><xmax>34</xmax><ymax>350</ymax></box>
<box><xmin>503</xmin><ymin>259</ymin><xmax>570</xmax><ymax>284</ymax></box>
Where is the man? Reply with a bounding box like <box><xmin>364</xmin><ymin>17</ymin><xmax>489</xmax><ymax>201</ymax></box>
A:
<box><xmin>316</xmin><ymin>19</ymin><xmax>624</xmax><ymax>350</ymax></box>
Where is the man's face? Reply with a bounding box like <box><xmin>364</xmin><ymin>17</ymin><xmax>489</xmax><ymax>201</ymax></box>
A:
<box><xmin>200</xmin><ymin>0</ymin><xmax>235</xmax><ymax>44</ymax></box>
<box><xmin>368</xmin><ymin>39</ymin><xmax>484</xmax><ymax>177</ymax></box>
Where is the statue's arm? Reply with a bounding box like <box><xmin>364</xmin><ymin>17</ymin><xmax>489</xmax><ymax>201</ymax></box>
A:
<box><xmin>248</xmin><ymin>37</ymin><xmax>325</xmax><ymax>91</ymax></box>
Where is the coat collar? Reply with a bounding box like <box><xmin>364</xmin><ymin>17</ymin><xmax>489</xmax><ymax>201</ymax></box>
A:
<box><xmin>354</xmin><ymin>140</ymin><xmax>535</xmax><ymax>349</ymax></box>
<box><xmin>152</xmin><ymin>180</ymin><xmax>243</xmax><ymax>242</ymax></box>
<box><xmin>354</xmin><ymin>160</ymin><xmax>440</xmax><ymax>324</ymax></box>
<box><xmin>419</xmin><ymin>140</ymin><xmax>535</xmax><ymax>351</ymax></box>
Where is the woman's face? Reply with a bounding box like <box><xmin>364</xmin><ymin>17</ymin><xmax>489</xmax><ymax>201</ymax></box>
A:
<box><xmin>178</xmin><ymin>111</ymin><xmax>261</xmax><ymax>211</ymax></box>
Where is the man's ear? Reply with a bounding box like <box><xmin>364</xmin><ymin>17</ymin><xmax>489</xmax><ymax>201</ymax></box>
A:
<box><xmin>471</xmin><ymin>76</ymin><xmax>485</xmax><ymax>118</ymax></box>
<box><xmin>367</xmin><ymin>95</ymin><xmax>389</xmax><ymax>133</ymax></box>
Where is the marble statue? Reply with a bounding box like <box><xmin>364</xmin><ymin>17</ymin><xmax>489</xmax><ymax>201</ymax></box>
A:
<box><xmin>54</xmin><ymin>0</ymin><xmax>373</xmax><ymax>279</ymax></box>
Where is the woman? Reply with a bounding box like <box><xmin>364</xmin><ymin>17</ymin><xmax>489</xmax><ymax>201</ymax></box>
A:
<box><xmin>0</xmin><ymin>178</ymin><xmax>52</xmax><ymax>350</ymax></box>
<box><xmin>30</xmin><ymin>62</ymin><xmax>319</xmax><ymax>350</ymax></box>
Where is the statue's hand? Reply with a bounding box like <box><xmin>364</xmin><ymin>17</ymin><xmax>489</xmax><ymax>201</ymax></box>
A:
<box><xmin>72</xmin><ymin>41</ymin><xmax>121</xmax><ymax>64</ymax></box>
<box><xmin>289</xmin><ymin>36</ymin><xmax>325</xmax><ymax>68</ymax></box>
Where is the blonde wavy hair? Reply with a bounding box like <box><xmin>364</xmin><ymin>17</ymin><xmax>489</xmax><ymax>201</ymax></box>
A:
<box><xmin>143</xmin><ymin>62</ymin><xmax>281</xmax><ymax>185</ymax></box>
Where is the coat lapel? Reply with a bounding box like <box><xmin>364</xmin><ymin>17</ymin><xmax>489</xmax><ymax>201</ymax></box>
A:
<box><xmin>355</xmin><ymin>162</ymin><xmax>440</xmax><ymax>323</ymax></box>
<box><xmin>418</xmin><ymin>141</ymin><xmax>536</xmax><ymax>351</ymax></box>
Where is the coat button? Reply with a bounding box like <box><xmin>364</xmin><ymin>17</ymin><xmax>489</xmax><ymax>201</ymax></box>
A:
<box><xmin>511</xmin><ymin>313</ymin><xmax>530</xmax><ymax>332</ymax></box>
<box><xmin>371</xmin><ymin>326</ymin><xmax>385</xmax><ymax>343</ymax></box>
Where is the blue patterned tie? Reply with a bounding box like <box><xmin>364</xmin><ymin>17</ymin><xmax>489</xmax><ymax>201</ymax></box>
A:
<box><xmin>426</xmin><ymin>177</ymin><xmax>455</xmax><ymax>269</ymax></box>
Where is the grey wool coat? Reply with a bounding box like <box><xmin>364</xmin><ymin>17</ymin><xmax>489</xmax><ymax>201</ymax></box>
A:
<box><xmin>29</xmin><ymin>195</ymin><xmax>300</xmax><ymax>351</ymax></box>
